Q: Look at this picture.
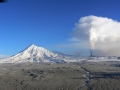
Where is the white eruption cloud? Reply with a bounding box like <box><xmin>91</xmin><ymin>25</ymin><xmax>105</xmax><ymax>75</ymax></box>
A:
<box><xmin>71</xmin><ymin>15</ymin><xmax>120</xmax><ymax>56</ymax></box>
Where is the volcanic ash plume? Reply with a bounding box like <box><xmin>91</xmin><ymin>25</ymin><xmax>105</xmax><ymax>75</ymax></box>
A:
<box><xmin>71</xmin><ymin>15</ymin><xmax>120</xmax><ymax>56</ymax></box>
<box><xmin>89</xmin><ymin>28</ymin><xmax>97</xmax><ymax>50</ymax></box>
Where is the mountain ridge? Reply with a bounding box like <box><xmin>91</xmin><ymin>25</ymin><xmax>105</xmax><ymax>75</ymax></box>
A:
<box><xmin>0</xmin><ymin>44</ymin><xmax>61</xmax><ymax>63</ymax></box>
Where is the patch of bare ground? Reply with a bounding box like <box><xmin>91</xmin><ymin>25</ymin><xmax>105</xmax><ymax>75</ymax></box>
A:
<box><xmin>0</xmin><ymin>63</ymin><xmax>86</xmax><ymax>90</ymax></box>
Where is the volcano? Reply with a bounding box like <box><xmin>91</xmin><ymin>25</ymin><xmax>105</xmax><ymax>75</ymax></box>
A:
<box><xmin>0</xmin><ymin>44</ymin><xmax>66</xmax><ymax>63</ymax></box>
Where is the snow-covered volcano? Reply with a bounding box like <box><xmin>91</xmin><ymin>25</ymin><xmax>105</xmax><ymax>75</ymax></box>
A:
<box><xmin>0</xmin><ymin>44</ymin><xmax>66</xmax><ymax>63</ymax></box>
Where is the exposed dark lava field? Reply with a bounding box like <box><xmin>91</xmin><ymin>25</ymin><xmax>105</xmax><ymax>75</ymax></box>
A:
<box><xmin>0</xmin><ymin>61</ymin><xmax>120</xmax><ymax>90</ymax></box>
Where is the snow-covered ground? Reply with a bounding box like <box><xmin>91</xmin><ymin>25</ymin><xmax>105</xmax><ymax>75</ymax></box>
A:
<box><xmin>87</xmin><ymin>56</ymin><xmax>120</xmax><ymax>62</ymax></box>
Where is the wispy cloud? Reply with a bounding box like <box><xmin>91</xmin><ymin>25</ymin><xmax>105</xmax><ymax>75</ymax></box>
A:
<box><xmin>68</xmin><ymin>37</ymin><xmax>81</xmax><ymax>42</ymax></box>
<box><xmin>0</xmin><ymin>55</ymin><xmax>9</xmax><ymax>59</ymax></box>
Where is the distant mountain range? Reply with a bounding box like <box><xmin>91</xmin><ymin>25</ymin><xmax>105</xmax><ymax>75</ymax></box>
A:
<box><xmin>1</xmin><ymin>44</ymin><xmax>119</xmax><ymax>63</ymax></box>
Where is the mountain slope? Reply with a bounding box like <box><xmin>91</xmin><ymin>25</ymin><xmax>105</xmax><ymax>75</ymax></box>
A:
<box><xmin>0</xmin><ymin>44</ymin><xmax>65</xmax><ymax>63</ymax></box>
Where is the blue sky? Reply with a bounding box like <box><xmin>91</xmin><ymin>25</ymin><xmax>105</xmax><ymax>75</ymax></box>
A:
<box><xmin>0</xmin><ymin>0</ymin><xmax>120</xmax><ymax>56</ymax></box>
